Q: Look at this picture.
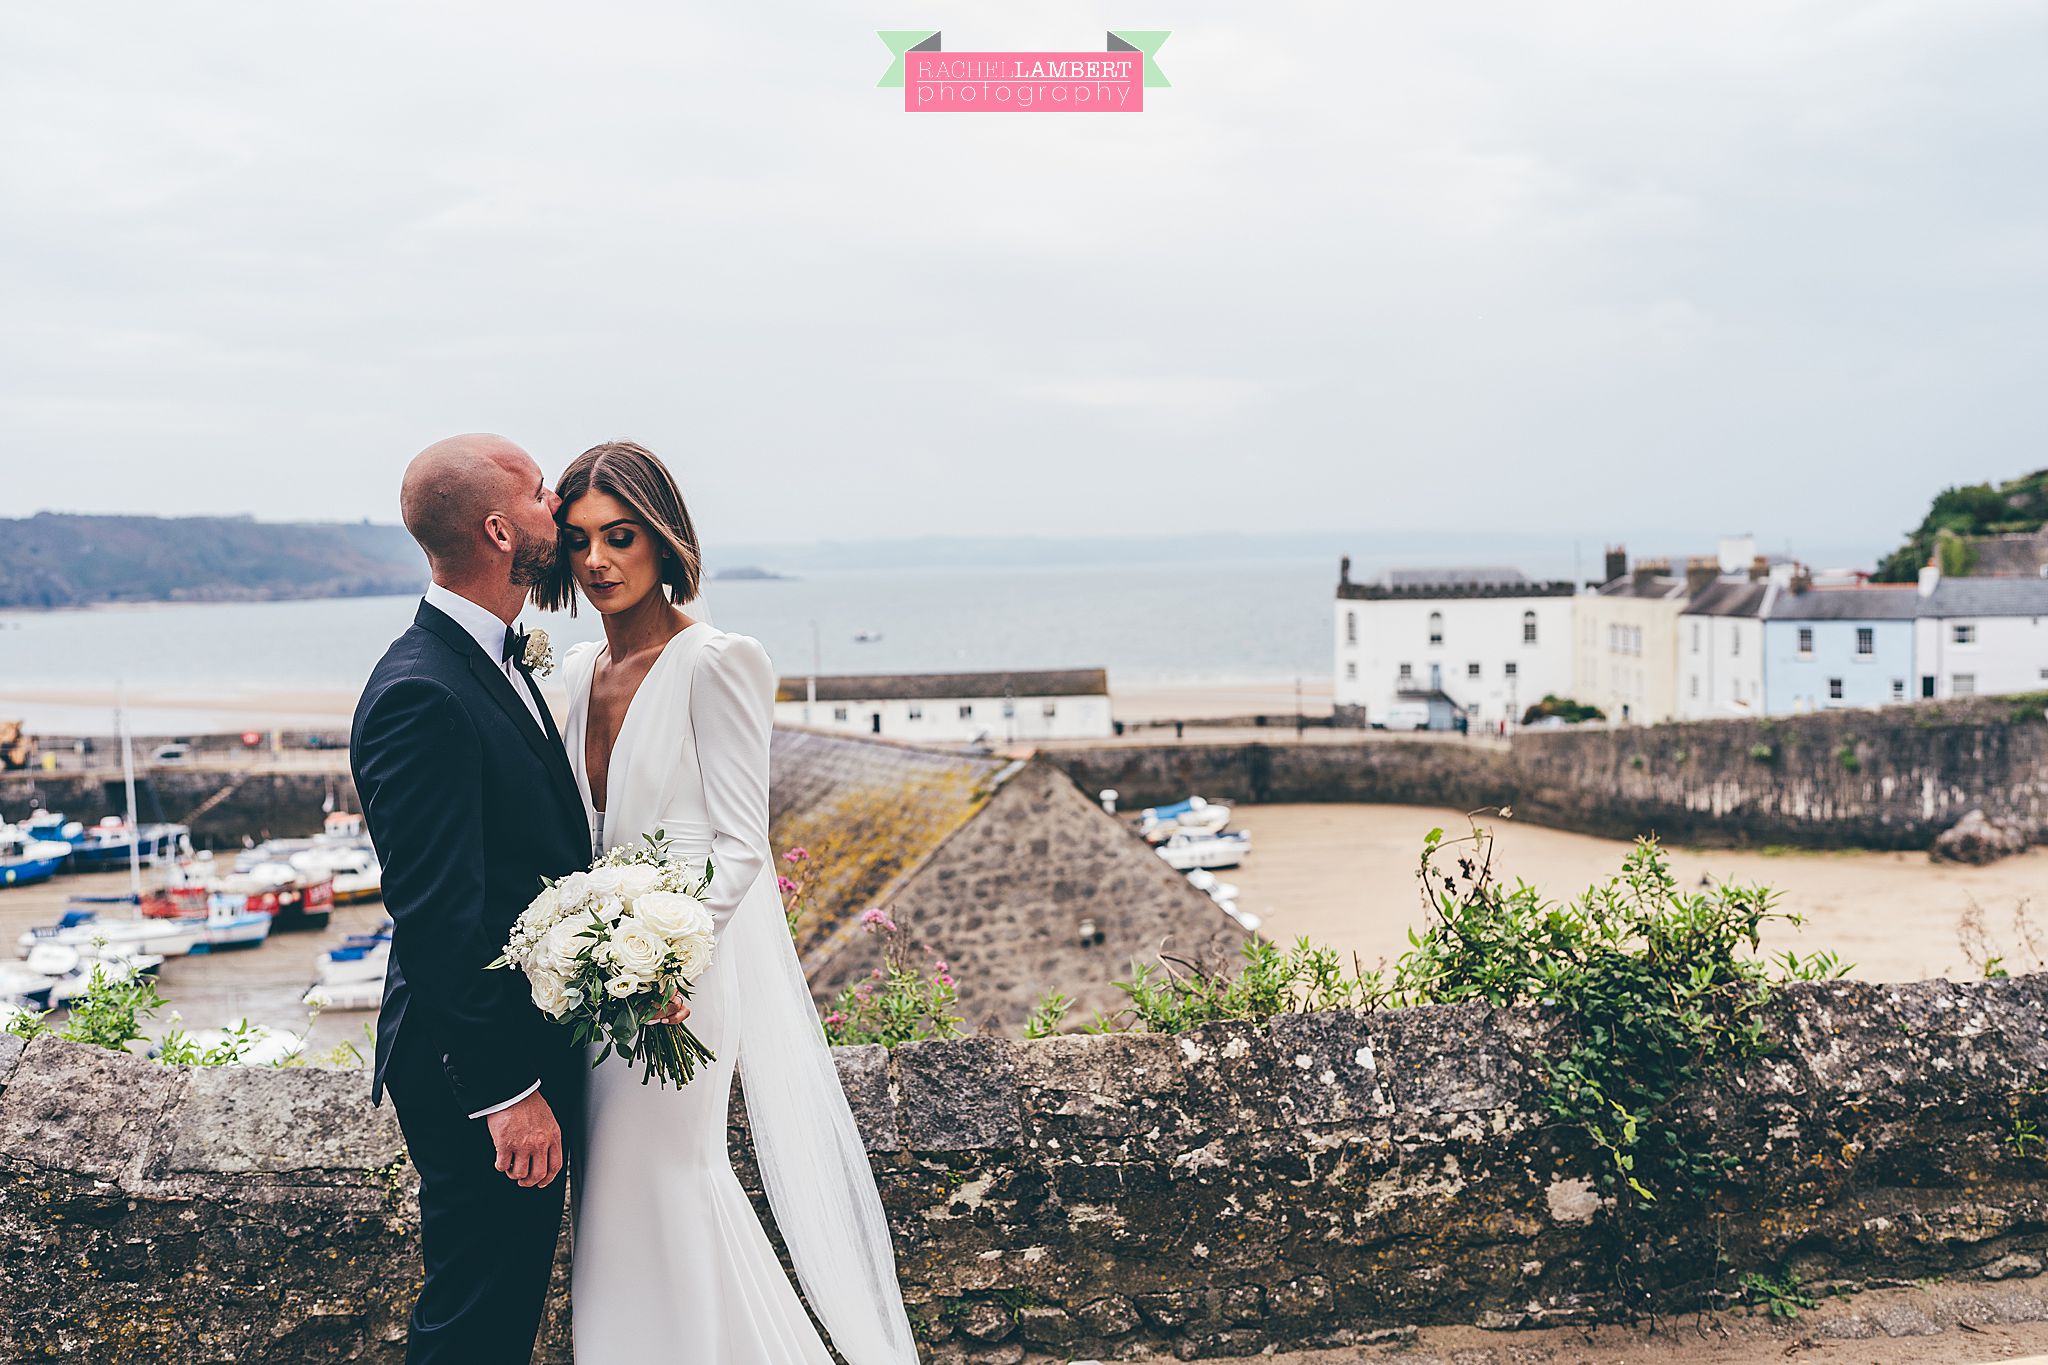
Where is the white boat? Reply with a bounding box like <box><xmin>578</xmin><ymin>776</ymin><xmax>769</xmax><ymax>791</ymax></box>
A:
<box><xmin>18</xmin><ymin>911</ymin><xmax>204</xmax><ymax>959</ymax></box>
<box><xmin>1155</xmin><ymin>830</ymin><xmax>1252</xmax><ymax>871</ymax></box>
<box><xmin>316</xmin><ymin>940</ymin><xmax>389</xmax><ymax>986</ymax></box>
<box><xmin>43</xmin><ymin>952</ymin><xmax>165</xmax><ymax>1007</ymax></box>
<box><xmin>290</xmin><ymin>845</ymin><xmax>381</xmax><ymax>903</ymax></box>
<box><xmin>304</xmin><ymin>978</ymin><xmax>384</xmax><ymax>1011</ymax></box>
<box><xmin>0</xmin><ymin>961</ymin><xmax>55</xmax><ymax>1008</ymax></box>
<box><xmin>191</xmin><ymin>902</ymin><xmax>273</xmax><ymax>952</ymax></box>
<box><xmin>1139</xmin><ymin>795</ymin><xmax>1233</xmax><ymax>843</ymax></box>
<box><xmin>1185</xmin><ymin>869</ymin><xmax>1240</xmax><ymax>909</ymax></box>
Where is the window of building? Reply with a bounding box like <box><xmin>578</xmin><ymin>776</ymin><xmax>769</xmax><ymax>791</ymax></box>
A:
<box><xmin>958</xmin><ymin>703</ymin><xmax>974</xmax><ymax>719</ymax></box>
<box><xmin>907</xmin><ymin>705</ymin><xmax>923</xmax><ymax>720</ymax></box>
<box><xmin>1345</xmin><ymin>611</ymin><xmax>1357</xmax><ymax>645</ymax></box>
<box><xmin>1952</xmin><ymin>623</ymin><xmax>1976</xmax><ymax>646</ymax></box>
<box><xmin>1690</xmin><ymin>676</ymin><xmax>1700</xmax><ymax>698</ymax></box>
<box><xmin>1732</xmin><ymin>631</ymin><xmax>1741</xmax><ymax>657</ymax></box>
<box><xmin>1428</xmin><ymin>612</ymin><xmax>1443</xmax><ymax>646</ymax></box>
<box><xmin>1522</xmin><ymin>611</ymin><xmax>1537</xmax><ymax>644</ymax></box>
<box><xmin>1921</xmin><ymin>676</ymin><xmax>1935</xmax><ymax>699</ymax></box>
<box><xmin>1952</xmin><ymin>674</ymin><xmax>1976</xmax><ymax>696</ymax></box>
<box><xmin>1467</xmin><ymin>662</ymin><xmax>1481</xmax><ymax>678</ymax></box>
<box><xmin>1828</xmin><ymin>677</ymin><xmax>1843</xmax><ymax>701</ymax></box>
<box><xmin>1856</xmin><ymin>627</ymin><xmax>1874</xmax><ymax>656</ymax></box>
<box><xmin>1797</xmin><ymin>627</ymin><xmax>1813</xmax><ymax>656</ymax></box>
<box><xmin>1397</xmin><ymin>663</ymin><xmax>1413</xmax><ymax>685</ymax></box>
<box><xmin>1042</xmin><ymin>702</ymin><xmax>1058</xmax><ymax>718</ymax></box>
<box><xmin>1504</xmin><ymin>662</ymin><xmax>1518</xmax><ymax>678</ymax></box>
<box><xmin>1344</xmin><ymin>661</ymin><xmax>1357</xmax><ymax>681</ymax></box>
<box><xmin>832</xmin><ymin>706</ymin><xmax>848</xmax><ymax>722</ymax></box>
<box><xmin>1691</xmin><ymin>621</ymin><xmax>1701</xmax><ymax>653</ymax></box>
<box><xmin>1891</xmin><ymin>678</ymin><xmax>1906</xmax><ymax>701</ymax></box>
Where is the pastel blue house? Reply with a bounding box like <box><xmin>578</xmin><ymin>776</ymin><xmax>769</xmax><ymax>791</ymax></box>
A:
<box><xmin>1763</xmin><ymin>586</ymin><xmax>1919</xmax><ymax>713</ymax></box>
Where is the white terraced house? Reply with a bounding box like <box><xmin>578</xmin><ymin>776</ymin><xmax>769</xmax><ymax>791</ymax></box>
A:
<box><xmin>773</xmin><ymin>668</ymin><xmax>1113</xmax><ymax>743</ymax></box>
<box><xmin>1333</xmin><ymin>558</ymin><xmax>1575</xmax><ymax>731</ymax></box>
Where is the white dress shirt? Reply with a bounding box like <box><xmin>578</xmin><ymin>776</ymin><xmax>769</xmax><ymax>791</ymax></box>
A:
<box><xmin>422</xmin><ymin>582</ymin><xmax>547</xmax><ymax>1120</ymax></box>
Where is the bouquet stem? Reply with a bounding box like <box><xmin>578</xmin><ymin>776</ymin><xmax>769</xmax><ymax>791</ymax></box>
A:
<box><xmin>634</xmin><ymin>1021</ymin><xmax>717</xmax><ymax>1087</ymax></box>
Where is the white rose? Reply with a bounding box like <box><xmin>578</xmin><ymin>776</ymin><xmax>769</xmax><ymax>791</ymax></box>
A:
<box><xmin>602</xmin><ymin>918</ymin><xmax>667</xmax><ymax>983</ymax></box>
<box><xmin>585</xmin><ymin>866</ymin><xmax>626</xmax><ymax>899</ymax></box>
<box><xmin>616</xmin><ymin>864</ymin><xmax>664</xmax><ymax>902</ymax></box>
<box><xmin>556</xmin><ymin>871</ymin><xmax>591</xmax><ymax>908</ymax></box>
<box><xmin>669</xmin><ymin>932</ymin><xmax>713</xmax><ymax>984</ymax></box>
<box><xmin>604</xmin><ymin>974</ymin><xmax>639</xmax><ymax>999</ymax></box>
<box><xmin>632</xmin><ymin>890</ymin><xmax>711</xmax><ymax>942</ymax></box>
<box><xmin>525</xmin><ymin>884</ymin><xmax>562</xmax><ymax>925</ymax></box>
<box><xmin>594</xmin><ymin>894</ymin><xmax>629</xmax><ymax>925</ymax></box>
<box><xmin>538</xmin><ymin>916</ymin><xmax>594</xmax><ymax>976</ymax></box>
<box><xmin>529</xmin><ymin>967</ymin><xmax>572</xmax><ymax>1018</ymax></box>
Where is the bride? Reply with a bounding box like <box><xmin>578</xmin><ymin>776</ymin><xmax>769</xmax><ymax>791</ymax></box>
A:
<box><xmin>532</xmin><ymin>440</ymin><xmax>919</xmax><ymax>1365</ymax></box>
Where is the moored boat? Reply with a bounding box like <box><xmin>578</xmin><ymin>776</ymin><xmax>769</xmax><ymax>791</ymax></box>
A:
<box><xmin>1154</xmin><ymin>829</ymin><xmax>1252</xmax><ymax>871</ymax></box>
<box><xmin>0</xmin><ymin>826</ymin><xmax>74</xmax><ymax>888</ymax></box>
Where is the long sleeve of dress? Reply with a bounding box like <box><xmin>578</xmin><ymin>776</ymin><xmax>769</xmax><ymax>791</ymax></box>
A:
<box><xmin>688</xmin><ymin>633</ymin><xmax>775</xmax><ymax>937</ymax></box>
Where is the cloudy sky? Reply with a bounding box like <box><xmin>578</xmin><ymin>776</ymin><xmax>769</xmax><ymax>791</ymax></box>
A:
<box><xmin>3</xmin><ymin>1</ymin><xmax>2043</xmax><ymax>553</ymax></box>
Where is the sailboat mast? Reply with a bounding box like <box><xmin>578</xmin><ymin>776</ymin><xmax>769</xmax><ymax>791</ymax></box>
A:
<box><xmin>119</xmin><ymin>680</ymin><xmax>141</xmax><ymax>905</ymax></box>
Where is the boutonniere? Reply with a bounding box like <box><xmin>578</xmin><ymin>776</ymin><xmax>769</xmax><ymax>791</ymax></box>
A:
<box><xmin>523</xmin><ymin>627</ymin><xmax>555</xmax><ymax>677</ymax></box>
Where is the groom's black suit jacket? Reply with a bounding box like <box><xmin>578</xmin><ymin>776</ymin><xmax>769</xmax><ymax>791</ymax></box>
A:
<box><xmin>350</xmin><ymin>599</ymin><xmax>589</xmax><ymax>1111</ymax></box>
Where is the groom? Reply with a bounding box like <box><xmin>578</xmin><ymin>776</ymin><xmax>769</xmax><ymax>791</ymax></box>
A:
<box><xmin>350</xmin><ymin>434</ymin><xmax>592</xmax><ymax>1363</ymax></box>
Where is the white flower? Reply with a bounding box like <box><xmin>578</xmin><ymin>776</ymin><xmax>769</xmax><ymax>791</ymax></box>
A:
<box><xmin>669</xmin><ymin>931</ymin><xmax>713</xmax><ymax>984</ymax></box>
<box><xmin>593</xmin><ymin>894</ymin><xmax>629</xmax><ymax>925</ymax></box>
<box><xmin>632</xmin><ymin>890</ymin><xmax>711</xmax><ymax>942</ymax></box>
<box><xmin>585</xmin><ymin>865</ymin><xmax>627</xmax><ymax>899</ymax></box>
<box><xmin>523</xmin><ymin>627</ymin><xmax>554</xmax><ymax>677</ymax></box>
<box><xmin>604</xmin><ymin>974</ymin><xmax>640</xmax><ymax>999</ymax></box>
<box><xmin>528</xmin><ymin>967</ymin><xmax>572</xmax><ymax>1018</ymax></box>
<box><xmin>616</xmin><ymin>863</ymin><xmax>664</xmax><ymax>902</ymax></box>
<box><xmin>556</xmin><ymin>871</ymin><xmax>591</xmax><ymax>908</ymax></box>
<box><xmin>537</xmin><ymin>917</ymin><xmax>594</xmax><ymax>976</ymax></box>
<box><xmin>603</xmin><ymin>918</ymin><xmax>667</xmax><ymax>982</ymax></box>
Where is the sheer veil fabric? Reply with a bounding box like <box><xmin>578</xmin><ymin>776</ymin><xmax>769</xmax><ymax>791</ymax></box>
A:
<box><xmin>560</xmin><ymin>627</ymin><xmax>919</xmax><ymax>1365</ymax></box>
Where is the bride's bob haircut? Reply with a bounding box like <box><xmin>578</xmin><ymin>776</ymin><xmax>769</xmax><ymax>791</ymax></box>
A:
<box><xmin>534</xmin><ymin>440</ymin><xmax>704</xmax><ymax>614</ymax></box>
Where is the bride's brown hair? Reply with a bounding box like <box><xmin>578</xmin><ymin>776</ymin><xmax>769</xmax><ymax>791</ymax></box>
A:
<box><xmin>532</xmin><ymin>441</ymin><xmax>704</xmax><ymax>615</ymax></box>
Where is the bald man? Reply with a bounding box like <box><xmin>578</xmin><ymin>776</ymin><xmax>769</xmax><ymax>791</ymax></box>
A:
<box><xmin>350</xmin><ymin>434</ymin><xmax>590</xmax><ymax>1364</ymax></box>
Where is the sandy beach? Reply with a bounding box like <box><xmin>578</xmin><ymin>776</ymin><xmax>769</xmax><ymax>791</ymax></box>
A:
<box><xmin>1224</xmin><ymin>804</ymin><xmax>2046</xmax><ymax>985</ymax></box>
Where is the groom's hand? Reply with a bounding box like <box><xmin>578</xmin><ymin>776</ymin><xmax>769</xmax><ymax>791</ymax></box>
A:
<box><xmin>485</xmin><ymin>1090</ymin><xmax>564</xmax><ymax>1189</ymax></box>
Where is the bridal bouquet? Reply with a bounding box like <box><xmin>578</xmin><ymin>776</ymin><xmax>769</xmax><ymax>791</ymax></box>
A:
<box><xmin>488</xmin><ymin>830</ymin><xmax>717</xmax><ymax>1088</ymax></box>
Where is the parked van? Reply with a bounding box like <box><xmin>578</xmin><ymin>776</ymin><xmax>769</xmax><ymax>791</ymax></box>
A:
<box><xmin>1374</xmin><ymin>702</ymin><xmax>1432</xmax><ymax>732</ymax></box>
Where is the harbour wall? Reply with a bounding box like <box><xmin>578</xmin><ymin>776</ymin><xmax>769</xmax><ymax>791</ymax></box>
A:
<box><xmin>3</xmin><ymin>975</ymin><xmax>2046</xmax><ymax>1363</ymax></box>
<box><xmin>1047</xmin><ymin>697</ymin><xmax>2048</xmax><ymax>850</ymax></box>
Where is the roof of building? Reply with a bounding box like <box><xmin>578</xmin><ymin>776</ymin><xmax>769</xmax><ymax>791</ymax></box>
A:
<box><xmin>1681</xmin><ymin>580</ymin><xmax>1771</xmax><ymax>618</ymax></box>
<box><xmin>774</xmin><ymin>668</ymin><xmax>1109</xmax><ymax>704</ymax></box>
<box><xmin>1965</xmin><ymin>530</ymin><xmax>2048</xmax><ymax>577</ymax></box>
<box><xmin>1768</xmin><ymin>585</ymin><xmax>1923</xmax><ymax>621</ymax></box>
<box><xmin>1338</xmin><ymin>565</ymin><xmax>1575</xmax><ymax>601</ymax></box>
<box><xmin>768</xmin><ymin>729</ymin><xmax>1016</xmax><ymax>958</ymax></box>
<box><xmin>1595</xmin><ymin>574</ymin><xmax>1690</xmax><ymax>600</ymax></box>
<box><xmin>1922</xmin><ymin>576</ymin><xmax>2048</xmax><ymax>617</ymax></box>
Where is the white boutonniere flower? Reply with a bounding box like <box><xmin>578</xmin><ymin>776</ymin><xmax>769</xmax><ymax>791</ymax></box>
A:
<box><xmin>523</xmin><ymin>627</ymin><xmax>555</xmax><ymax>677</ymax></box>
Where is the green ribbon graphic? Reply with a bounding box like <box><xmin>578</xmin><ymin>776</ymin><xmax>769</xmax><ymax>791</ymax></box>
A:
<box><xmin>878</xmin><ymin>30</ymin><xmax>1170</xmax><ymax>89</ymax></box>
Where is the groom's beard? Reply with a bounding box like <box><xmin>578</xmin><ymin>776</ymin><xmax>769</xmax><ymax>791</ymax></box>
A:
<box><xmin>509</xmin><ymin>526</ymin><xmax>559</xmax><ymax>587</ymax></box>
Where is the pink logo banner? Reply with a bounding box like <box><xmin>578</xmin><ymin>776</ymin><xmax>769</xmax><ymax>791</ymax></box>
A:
<box><xmin>905</xmin><ymin>51</ymin><xmax>1143</xmax><ymax>113</ymax></box>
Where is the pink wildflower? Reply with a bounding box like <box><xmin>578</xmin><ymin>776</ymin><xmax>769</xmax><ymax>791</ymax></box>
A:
<box><xmin>871</xmin><ymin>967</ymin><xmax>886</xmax><ymax>980</ymax></box>
<box><xmin>783</xmin><ymin>847</ymin><xmax>808</xmax><ymax>863</ymax></box>
<box><xmin>824</xmin><ymin>1011</ymin><xmax>847</xmax><ymax>1026</ymax></box>
<box><xmin>855</xmin><ymin>983</ymin><xmax>874</xmax><ymax>1001</ymax></box>
<box><xmin>860</xmin><ymin>907</ymin><xmax>898</xmax><ymax>934</ymax></box>
<box><xmin>776</xmin><ymin>876</ymin><xmax>798</xmax><ymax>894</ymax></box>
<box><xmin>938</xmin><ymin>973</ymin><xmax>955</xmax><ymax>988</ymax></box>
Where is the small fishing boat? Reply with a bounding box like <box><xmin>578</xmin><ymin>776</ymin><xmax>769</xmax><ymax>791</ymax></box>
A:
<box><xmin>304</xmin><ymin>978</ymin><xmax>384</xmax><ymax>1011</ymax></box>
<box><xmin>189</xmin><ymin>901</ymin><xmax>273</xmax><ymax>953</ymax></box>
<box><xmin>1154</xmin><ymin>829</ymin><xmax>1252</xmax><ymax>871</ymax></box>
<box><xmin>0</xmin><ymin>826</ymin><xmax>75</xmax><ymax>888</ymax></box>
<box><xmin>290</xmin><ymin>845</ymin><xmax>382</xmax><ymax>903</ymax></box>
<box><xmin>316</xmin><ymin>939</ymin><xmax>389</xmax><ymax>986</ymax></box>
<box><xmin>1139</xmin><ymin>795</ymin><xmax>1233</xmax><ymax>843</ymax></box>
<box><xmin>211</xmin><ymin>860</ymin><xmax>334</xmax><ymax>932</ymax></box>
<box><xmin>23</xmin><ymin>809</ymin><xmax>82</xmax><ymax>843</ymax></box>
<box><xmin>17</xmin><ymin>907</ymin><xmax>205</xmax><ymax>958</ymax></box>
<box><xmin>64</xmin><ymin>816</ymin><xmax>190</xmax><ymax>871</ymax></box>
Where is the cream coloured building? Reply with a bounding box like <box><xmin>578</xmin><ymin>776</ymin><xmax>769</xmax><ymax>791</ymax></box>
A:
<box><xmin>1571</xmin><ymin>556</ymin><xmax>1711</xmax><ymax>724</ymax></box>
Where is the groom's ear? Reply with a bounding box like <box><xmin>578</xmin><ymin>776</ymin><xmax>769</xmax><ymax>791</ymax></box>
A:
<box><xmin>481</xmin><ymin>511</ymin><xmax>515</xmax><ymax>554</ymax></box>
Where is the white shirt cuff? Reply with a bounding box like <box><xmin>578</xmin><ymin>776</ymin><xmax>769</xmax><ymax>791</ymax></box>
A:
<box><xmin>468</xmin><ymin>1080</ymin><xmax>541</xmax><ymax>1120</ymax></box>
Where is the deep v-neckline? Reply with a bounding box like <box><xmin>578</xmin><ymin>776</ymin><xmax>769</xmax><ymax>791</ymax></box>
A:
<box><xmin>579</xmin><ymin>622</ymin><xmax>709</xmax><ymax>815</ymax></box>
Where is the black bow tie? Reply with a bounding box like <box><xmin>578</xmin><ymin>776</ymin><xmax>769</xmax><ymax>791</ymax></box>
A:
<box><xmin>502</xmin><ymin>626</ymin><xmax>529</xmax><ymax>668</ymax></box>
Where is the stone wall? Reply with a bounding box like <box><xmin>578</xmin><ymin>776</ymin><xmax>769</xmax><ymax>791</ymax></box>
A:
<box><xmin>5</xmin><ymin>975</ymin><xmax>2047</xmax><ymax>1363</ymax></box>
<box><xmin>1048</xmin><ymin>698</ymin><xmax>2048</xmax><ymax>849</ymax></box>
<box><xmin>0</xmin><ymin>767</ymin><xmax>359</xmax><ymax>848</ymax></box>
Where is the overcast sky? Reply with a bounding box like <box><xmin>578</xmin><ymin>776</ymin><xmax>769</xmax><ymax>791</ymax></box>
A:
<box><xmin>3</xmin><ymin>2</ymin><xmax>2043</xmax><ymax>553</ymax></box>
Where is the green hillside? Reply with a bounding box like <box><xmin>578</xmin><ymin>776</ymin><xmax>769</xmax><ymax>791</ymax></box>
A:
<box><xmin>0</xmin><ymin>513</ymin><xmax>426</xmax><ymax>608</ymax></box>
<box><xmin>1874</xmin><ymin>469</ymin><xmax>2048</xmax><ymax>581</ymax></box>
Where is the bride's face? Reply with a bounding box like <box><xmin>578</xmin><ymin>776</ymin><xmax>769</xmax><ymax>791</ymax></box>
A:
<box><xmin>560</xmin><ymin>489</ymin><xmax>665</xmax><ymax>615</ymax></box>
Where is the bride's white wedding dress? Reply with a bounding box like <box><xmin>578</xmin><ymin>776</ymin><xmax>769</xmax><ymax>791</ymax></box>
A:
<box><xmin>560</xmin><ymin>623</ymin><xmax>918</xmax><ymax>1365</ymax></box>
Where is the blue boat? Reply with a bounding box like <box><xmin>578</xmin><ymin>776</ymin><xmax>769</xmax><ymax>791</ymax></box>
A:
<box><xmin>0</xmin><ymin>827</ymin><xmax>73</xmax><ymax>889</ymax></box>
<box><xmin>62</xmin><ymin>817</ymin><xmax>189</xmax><ymax>871</ymax></box>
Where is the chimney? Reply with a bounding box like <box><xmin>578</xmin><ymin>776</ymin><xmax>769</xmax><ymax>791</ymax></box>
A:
<box><xmin>1339</xmin><ymin>555</ymin><xmax>1352</xmax><ymax>588</ymax></box>
<box><xmin>1750</xmin><ymin>555</ymin><xmax>1769</xmax><ymax>582</ymax></box>
<box><xmin>1685</xmin><ymin>556</ymin><xmax>1718</xmax><ymax>596</ymax></box>
<box><xmin>1789</xmin><ymin>565</ymin><xmax>1812</xmax><ymax>594</ymax></box>
<box><xmin>1919</xmin><ymin>561</ymin><xmax>1941</xmax><ymax>598</ymax></box>
<box><xmin>1604</xmin><ymin>545</ymin><xmax>1628</xmax><ymax>584</ymax></box>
